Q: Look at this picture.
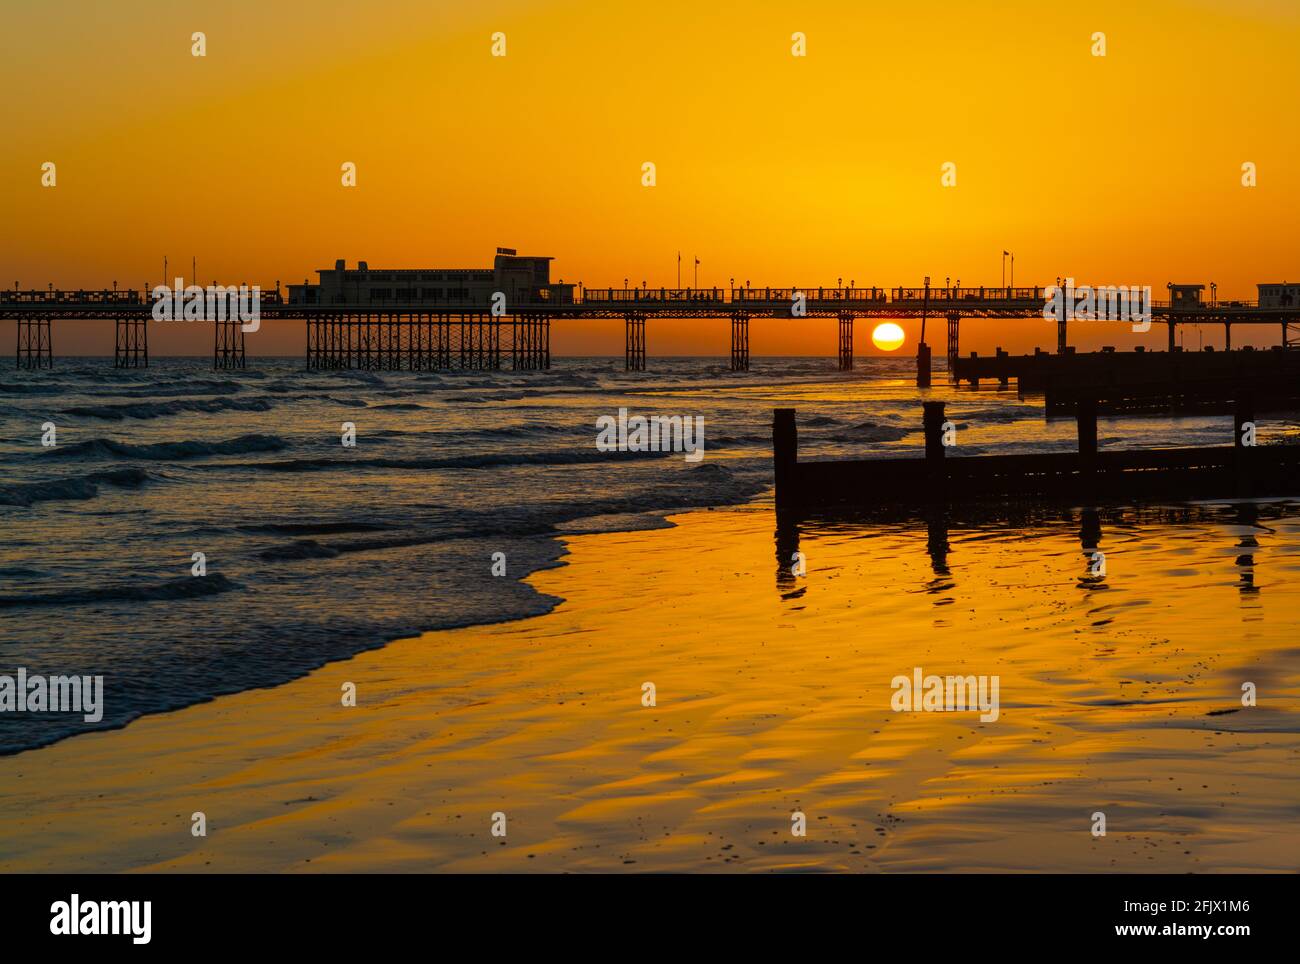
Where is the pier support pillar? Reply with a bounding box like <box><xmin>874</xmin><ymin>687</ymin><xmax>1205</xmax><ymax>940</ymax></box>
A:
<box><xmin>730</xmin><ymin>312</ymin><xmax>750</xmax><ymax>371</ymax></box>
<box><xmin>412</xmin><ymin>313</ymin><xmax>427</xmax><ymax>370</ymax></box>
<box><xmin>625</xmin><ymin>312</ymin><xmax>646</xmax><ymax>371</ymax></box>
<box><xmin>916</xmin><ymin>342</ymin><xmax>932</xmax><ymax>387</ymax></box>
<box><xmin>15</xmin><ymin>316</ymin><xmax>53</xmax><ymax>369</ymax></box>
<box><xmin>837</xmin><ymin>313</ymin><xmax>854</xmax><ymax>371</ymax></box>
<box><xmin>1057</xmin><ymin>315</ymin><xmax>1068</xmax><ymax>354</ymax></box>
<box><xmin>1167</xmin><ymin>321</ymin><xmax>1176</xmax><ymax>352</ymax></box>
<box><xmin>945</xmin><ymin>313</ymin><xmax>960</xmax><ymax>371</ymax></box>
<box><xmin>459</xmin><ymin>312</ymin><xmax>501</xmax><ymax>370</ymax></box>
<box><xmin>773</xmin><ymin>408</ymin><xmax>798</xmax><ymax>510</ymax></box>
<box><xmin>512</xmin><ymin>313</ymin><xmax>550</xmax><ymax>370</ymax></box>
<box><xmin>114</xmin><ymin>316</ymin><xmax>148</xmax><ymax>368</ymax></box>
<box><xmin>996</xmin><ymin>347</ymin><xmax>1009</xmax><ymax>387</ymax></box>
<box><xmin>1225</xmin><ymin>322</ymin><xmax>1232</xmax><ymax>351</ymax></box>
<box><xmin>213</xmin><ymin>316</ymin><xmax>245</xmax><ymax>370</ymax></box>
<box><xmin>305</xmin><ymin>315</ymin><xmax>317</xmax><ymax>369</ymax></box>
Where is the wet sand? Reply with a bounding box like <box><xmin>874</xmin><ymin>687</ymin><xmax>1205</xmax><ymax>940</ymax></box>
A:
<box><xmin>1</xmin><ymin>499</ymin><xmax>1297</xmax><ymax>872</ymax></box>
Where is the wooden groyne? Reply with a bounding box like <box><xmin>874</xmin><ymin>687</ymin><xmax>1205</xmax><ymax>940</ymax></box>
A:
<box><xmin>951</xmin><ymin>346</ymin><xmax>1300</xmax><ymax>393</ymax></box>
<box><xmin>1043</xmin><ymin>380</ymin><xmax>1300</xmax><ymax>416</ymax></box>
<box><xmin>772</xmin><ymin>401</ymin><xmax>1300</xmax><ymax>509</ymax></box>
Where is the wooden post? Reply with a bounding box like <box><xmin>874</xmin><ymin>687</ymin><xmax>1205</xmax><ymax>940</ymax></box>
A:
<box><xmin>1234</xmin><ymin>390</ymin><xmax>1254</xmax><ymax>448</ymax></box>
<box><xmin>1077</xmin><ymin>397</ymin><xmax>1098</xmax><ymax>457</ymax></box>
<box><xmin>996</xmin><ymin>347</ymin><xmax>1008</xmax><ymax>387</ymax></box>
<box><xmin>923</xmin><ymin>401</ymin><xmax>946</xmax><ymax>500</ymax></box>
<box><xmin>773</xmin><ymin>408</ymin><xmax>798</xmax><ymax>509</ymax></box>
<box><xmin>916</xmin><ymin>342</ymin><xmax>931</xmax><ymax>387</ymax></box>
<box><xmin>1234</xmin><ymin>389</ymin><xmax>1254</xmax><ymax>497</ymax></box>
<box><xmin>1077</xmin><ymin>397</ymin><xmax>1098</xmax><ymax>491</ymax></box>
<box><xmin>923</xmin><ymin>401</ymin><xmax>946</xmax><ymax>461</ymax></box>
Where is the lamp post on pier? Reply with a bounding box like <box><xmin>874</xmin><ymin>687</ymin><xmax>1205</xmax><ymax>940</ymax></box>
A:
<box><xmin>917</xmin><ymin>275</ymin><xmax>932</xmax><ymax>388</ymax></box>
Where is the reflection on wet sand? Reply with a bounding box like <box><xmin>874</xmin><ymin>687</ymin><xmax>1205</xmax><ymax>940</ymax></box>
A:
<box><xmin>0</xmin><ymin>500</ymin><xmax>1297</xmax><ymax>872</ymax></box>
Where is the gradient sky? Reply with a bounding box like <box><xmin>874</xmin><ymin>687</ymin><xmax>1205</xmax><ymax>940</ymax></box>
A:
<box><xmin>3</xmin><ymin>0</ymin><xmax>1297</xmax><ymax>355</ymax></box>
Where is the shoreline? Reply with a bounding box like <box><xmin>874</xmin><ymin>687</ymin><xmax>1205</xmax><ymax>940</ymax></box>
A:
<box><xmin>1</xmin><ymin>497</ymin><xmax>1297</xmax><ymax>872</ymax></box>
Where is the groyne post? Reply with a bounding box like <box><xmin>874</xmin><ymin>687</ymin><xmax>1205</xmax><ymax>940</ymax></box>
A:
<box><xmin>1076</xmin><ymin>396</ymin><xmax>1098</xmax><ymax>492</ymax></box>
<box><xmin>923</xmin><ymin>401</ymin><xmax>947</xmax><ymax>499</ymax></box>
<box><xmin>1234</xmin><ymin>389</ymin><xmax>1254</xmax><ymax>497</ymax></box>
<box><xmin>773</xmin><ymin>408</ymin><xmax>798</xmax><ymax>509</ymax></box>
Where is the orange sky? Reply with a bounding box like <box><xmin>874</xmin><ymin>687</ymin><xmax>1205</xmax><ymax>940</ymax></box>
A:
<box><xmin>3</xmin><ymin>0</ymin><xmax>1297</xmax><ymax>356</ymax></box>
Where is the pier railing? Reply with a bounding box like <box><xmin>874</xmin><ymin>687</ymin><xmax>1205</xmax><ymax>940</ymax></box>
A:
<box><xmin>892</xmin><ymin>286</ymin><xmax>1044</xmax><ymax>302</ymax></box>
<box><xmin>1</xmin><ymin>288</ymin><xmax>150</xmax><ymax>305</ymax></box>
<box><xmin>0</xmin><ymin>287</ymin><xmax>285</xmax><ymax>307</ymax></box>
<box><xmin>580</xmin><ymin>287</ymin><xmax>727</xmax><ymax>304</ymax></box>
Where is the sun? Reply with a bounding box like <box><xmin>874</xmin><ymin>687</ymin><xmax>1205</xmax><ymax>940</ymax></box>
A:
<box><xmin>871</xmin><ymin>322</ymin><xmax>906</xmax><ymax>351</ymax></box>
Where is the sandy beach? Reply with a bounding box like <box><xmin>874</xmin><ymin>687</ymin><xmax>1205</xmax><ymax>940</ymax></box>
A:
<box><xmin>1</xmin><ymin>497</ymin><xmax>1297</xmax><ymax>873</ymax></box>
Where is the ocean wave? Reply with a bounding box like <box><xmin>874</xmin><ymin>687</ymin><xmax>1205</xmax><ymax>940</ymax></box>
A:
<box><xmin>846</xmin><ymin>421</ymin><xmax>913</xmax><ymax>442</ymax></box>
<box><xmin>0</xmin><ymin>468</ymin><xmax>150</xmax><ymax>507</ymax></box>
<box><xmin>0</xmin><ymin>381</ymin><xmax>80</xmax><ymax>396</ymax></box>
<box><xmin>59</xmin><ymin>397</ymin><xmax>275</xmax><ymax>420</ymax></box>
<box><xmin>0</xmin><ymin>573</ymin><xmax>237</xmax><ymax>608</ymax></box>
<box><xmin>2</xmin><ymin>378</ymin><xmax>244</xmax><ymax>399</ymax></box>
<box><xmin>235</xmin><ymin>521</ymin><xmax>393</xmax><ymax>536</ymax></box>
<box><xmin>224</xmin><ymin>449</ymin><xmax>683</xmax><ymax>473</ymax></box>
<box><xmin>438</xmin><ymin>392</ymin><xmax>532</xmax><ymax>404</ymax></box>
<box><xmin>82</xmin><ymin>381</ymin><xmax>246</xmax><ymax>400</ymax></box>
<box><xmin>260</xmin><ymin>539</ymin><xmax>341</xmax><ymax>560</ymax></box>
<box><xmin>44</xmin><ymin>433</ymin><xmax>288</xmax><ymax>461</ymax></box>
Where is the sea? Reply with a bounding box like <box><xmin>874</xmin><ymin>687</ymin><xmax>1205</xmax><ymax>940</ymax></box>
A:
<box><xmin>0</xmin><ymin>355</ymin><xmax>1292</xmax><ymax>754</ymax></box>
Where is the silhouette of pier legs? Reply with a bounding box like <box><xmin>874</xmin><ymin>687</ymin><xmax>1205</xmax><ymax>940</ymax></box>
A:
<box><xmin>513</xmin><ymin>313</ymin><xmax>550</xmax><ymax>370</ymax></box>
<box><xmin>457</xmin><ymin>312</ymin><xmax>500</xmax><ymax>370</ymax></box>
<box><xmin>213</xmin><ymin>316</ymin><xmax>246</xmax><ymax>370</ymax></box>
<box><xmin>838</xmin><ymin>313</ymin><xmax>854</xmax><ymax>371</ymax></box>
<box><xmin>730</xmin><ymin>312</ymin><xmax>749</xmax><ymax>371</ymax></box>
<box><xmin>625</xmin><ymin>312</ymin><xmax>646</xmax><ymax>371</ymax></box>
<box><xmin>305</xmin><ymin>313</ymin><xmax>517</xmax><ymax>371</ymax></box>
<box><xmin>946</xmin><ymin>313</ymin><xmax>960</xmax><ymax>371</ymax></box>
<box><xmin>15</xmin><ymin>316</ymin><xmax>53</xmax><ymax>369</ymax></box>
<box><xmin>114</xmin><ymin>316</ymin><xmax>147</xmax><ymax>368</ymax></box>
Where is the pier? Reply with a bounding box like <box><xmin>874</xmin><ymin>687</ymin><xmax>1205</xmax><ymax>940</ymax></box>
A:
<box><xmin>4</xmin><ymin>257</ymin><xmax>1299</xmax><ymax>373</ymax></box>
<box><xmin>772</xmin><ymin>402</ymin><xmax>1300</xmax><ymax>510</ymax></box>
